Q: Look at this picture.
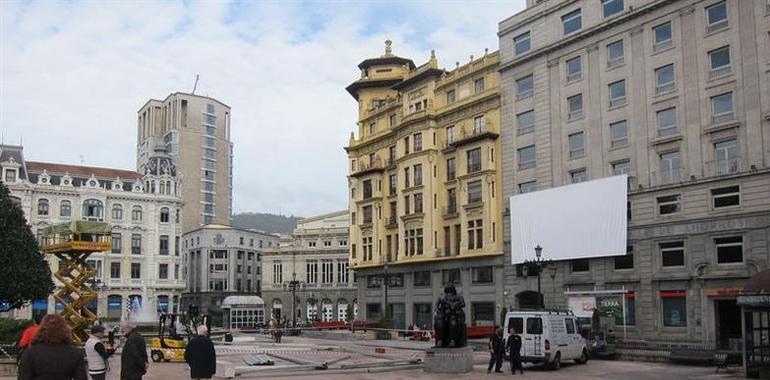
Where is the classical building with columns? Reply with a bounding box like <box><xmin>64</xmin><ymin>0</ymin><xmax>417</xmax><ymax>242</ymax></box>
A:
<box><xmin>1</xmin><ymin>144</ymin><xmax>185</xmax><ymax>321</ymax></box>
<box><xmin>498</xmin><ymin>0</ymin><xmax>769</xmax><ymax>346</ymax></box>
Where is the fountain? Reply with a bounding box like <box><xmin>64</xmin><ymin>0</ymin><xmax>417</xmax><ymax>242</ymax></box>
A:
<box><xmin>125</xmin><ymin>287</ymin><xmax>159</xmax><ymax>332</ymax></box>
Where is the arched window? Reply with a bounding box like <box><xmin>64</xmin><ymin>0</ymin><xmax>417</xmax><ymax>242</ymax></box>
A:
<box><xmin>131</xmin><ymin>206</ymin><xmax>143</xmax><ymax>222</ymax></box>
<box><xmin>82</xmin><ymin>199</ymin><xmax>103</xmax><ymax>221</ymax></box>
<box><xmin>159</xmin><ymin>181</ymin><xmax>166</xmax><ymax>195</ymax></box>
<box><xmin>37</xmin><ymin>199</ymin><xmax>49</xmax><ymax>216</ymax></box>
<box><xmin>160</xmin><ymin>207</ymin><xmax>170</xmax><ymax>223</ymax></box>
<box><xmin>111</xmin><ymin>204</ymin><xmax>123</xmax><ymax>220</ymax></box>
<box><xmin>60</xmin><ymin>200</ymin><xmax>71</xmax><ymax>218</ymax></box>
<box><xmin>107</xmin><ymin>295</ymin><xmax>122</xmax><ymax>319</ymax></box>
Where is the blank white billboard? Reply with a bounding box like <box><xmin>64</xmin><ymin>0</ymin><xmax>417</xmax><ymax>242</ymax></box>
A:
<box><xmin>509</xmin><ymin>175</ymin><xmax>627</xmax><ymax>264</ymax></box>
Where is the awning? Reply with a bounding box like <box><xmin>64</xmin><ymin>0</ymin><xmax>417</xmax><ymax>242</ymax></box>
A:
<box><xmin>738</xmin><ymin>269</ymin><xmax>770</xmax><ymax>307</ymax></box>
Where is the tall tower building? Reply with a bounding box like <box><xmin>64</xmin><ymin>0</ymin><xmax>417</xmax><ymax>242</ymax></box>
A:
<box><xmin>137</xmin><ymin>93</ymin><xmax>233</xmax><ymax>232</ymax></box>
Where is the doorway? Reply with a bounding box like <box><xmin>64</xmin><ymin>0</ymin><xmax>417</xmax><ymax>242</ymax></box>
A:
<box><xmin>716</xmin><ymin>299</ymin><xmax>741</xmax><ymax>349</ymax></box>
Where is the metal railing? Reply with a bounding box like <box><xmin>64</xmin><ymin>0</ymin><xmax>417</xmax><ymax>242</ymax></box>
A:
<box><xmin>657</xmin><ymin>126</ymin><xmax>678</xmax><ymax>138</ymax></box>
<box><xmin>653</xmin><ymin>39</ymin><xmax>673</xmax><ymax>52</ymax></box>
<box><xmin>651</xmin><ymin>168</ymin><xmax>684</xmax><ymax>186</ymax></box>
<box><xmin>706</xmin><ymin>20</ymin><xmax>728</xmax><ymax>34</ymax></box>
<box><xmin>607</xmin><ymin>57</ymin><xmax>625</xmax><ymax>69</ymax></box>
<box><xmin>609</xmin><ymin>97</ymin><xmax>627</xmax><ymax>108</ymax></box>
<box><xmin>443</xmin><ymin>205</ymin><xmax>458</xmax><ymax>216</ymax></box>
<box><xmin>516</xmin><ymin>89</ymin><xmax>533</xmax><ymax>101</ymax></box>
<box><xmin>656</xmin><ymin>82</ymin><xmax>675</xmax><ymax>95</ymax></box>
<box><xmin>709</xmin><ymin>66</ymin><xmax>731</xmax><ymax>79</ymax></box>
<box><xmin>706</xmin><ymin>158</ymin><xmax>740</xmax><ymax>177</ymax></box>
<box><xmin>611</xmin><ymin>138</ymin><xmax>628</xmax><ymax>149</ymax></box>
<box><xmin>566</xmin><ymin>72</ymin><xmax>582</xmax><ymax>83</ymax></box>
<box><xmin>711</xmin><ymin>112</ymin><xmax>735</xmax><ymax>124</ymax></box>
<box><xmin>568</xmin><ymin>110</ymin><xmax>583</xmax><ymax>121</ymax></box>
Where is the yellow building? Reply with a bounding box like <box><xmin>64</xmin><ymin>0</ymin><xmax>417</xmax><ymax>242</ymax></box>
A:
<box><xmin>345</xmin><ymin>41</ymin><xmax>504</xmax><ymax>329</ymax></box>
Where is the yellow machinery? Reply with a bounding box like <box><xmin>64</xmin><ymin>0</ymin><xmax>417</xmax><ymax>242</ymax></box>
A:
<box><xmin>150</xmin><ymin>309</ymin><xmax>210</xmax><ymax>362</ymax></box>
<box><xmin>41</xmin><ymin>221</ymin><xmax>112</xmax><ymax>345</ymax></box>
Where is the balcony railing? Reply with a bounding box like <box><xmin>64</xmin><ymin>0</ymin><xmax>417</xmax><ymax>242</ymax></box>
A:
<box><xmin>609</xmin><ymin>97</ymin><xmax>627</xmax><ymax>108</ymax></box>
<box><xmin>656</xmin><ymin>82</ymin><xmax>675</xmax><ymax>95</ymax></box>
<box><xmin>516</xmin><ymin>89</ymin><xmax>533</xmax><ymax>101</ymax></box>
<box><xmin>450</xmin><ymin>123</ymin><xmax>499</xmax><ymax>148</ymax></box>
<box><xmin>611</xmin><ymin>138</ymin><xmax>628</xmax><ymax>149</ymax></box>
<box><xmin>385</xmin><ymin>216</ymin><xmax>397</xmax><ymax>228</ymax></box>
<box><xmin>709</xmin><ymin>66</ymin><xmax>731</xmax><ymax>79</ymax></box>
<box><xmin>566</xmin><ymin>72</ymin><xmax>582</xmax><ymax>83</ymax></box>
<box><xmin>351</xmin><ymin>159</ymin><xmax>385</xmax><ymax>177</ymax></box>
<box><xmin>568</xmin><ymin>110</ymin><xmax>583</xmax><ymax>121</ymax></box>
<box><xmin>653</xmin><ymin>39</ymin><xmax>673</xmax><ymax>52</ymax></box>
<box><xmin>706</xmin><ymin>20</ymin><xmax>728</xmax><ymax>34</ymax></box>
<box><xmin>607</xmin><ymin>57</ymin><xmax>625</xmax><ymax>69</ymax></box>
<box><xmin>443</xmin><ymin>205</ymin><xmax>458</xmax><ymax>217</ymax></box>
<box><xmin>711</xmin><ymin>112</ymin><xmax>735</xmax><ymax>124</ymax></box>
<box><xmin>707</xmin><ymin>158</ymin><xmax>740</xmax><ymax>177</ymax></box>
<box><xmin>651</xmin><ymin>168</ymin><xmax>684</xmax><ymax>186</ymax></box>
<box><xmin>657</xmin><ymin>126</ymin><xmax>678</xmax><ymax>138</ymax></box>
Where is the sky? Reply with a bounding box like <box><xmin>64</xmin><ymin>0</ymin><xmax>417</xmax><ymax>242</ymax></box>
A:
<box><xmin>0</xmin><ymin>0</ymin><xmax>525</xmax><ymax>217</ymax></box>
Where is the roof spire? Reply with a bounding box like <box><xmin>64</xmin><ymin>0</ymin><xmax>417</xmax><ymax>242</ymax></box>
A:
<box><xmin>384</xmin><ymin>39</ymin><xmax>393</xmax><ymax>57</ymax></box>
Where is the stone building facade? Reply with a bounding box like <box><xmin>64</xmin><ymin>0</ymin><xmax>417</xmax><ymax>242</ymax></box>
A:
<box><xmin>1</xmin><ymin>144</ymin><xmax>185</xmax><ymax>321</ymax></box>
<box><xmin>498</xmin><ymin>0</ymin><xmax>770</xmax><ymax>346</ymax></box>
<box><xmin>345</xmin><ymin>43</ymin><xmax>505</xmax><ymax>329</ymax></box>
<box><xmin>137</xmin><ymin>92</ymin><xmax>233</xmax><ymax>232</ymax></box>
<box><xmin>261</xmin><ymin>211</ymin><xmax>357</xmax><ymax>324</ymax></box>
<box><xmin>180</xmin><ymin>224</ymin><xmax>278</xmax><ymax>322</ymax></box>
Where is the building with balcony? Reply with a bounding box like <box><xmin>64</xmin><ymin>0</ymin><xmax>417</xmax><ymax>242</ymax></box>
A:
<box><xmin>180</xmin><ymin>224</ymin><xmax>277</xmax><ymax>324</ymax></box>
<box><xmin>261</xmin><ymin>210</ymin><xmax>356</xmax><ymax>324</ymax></box>
<box><xmin>0</xmin><ymin>144</ymin><xmax>185</xmax><ymax>321</ymax></box>
<box><xmin>345</xmin><ymin>41</ymin><xmax>504</xmax><ymax>329</ymax></box>
<box><xmin>137</xmin><ymin>92</ymin><xmax>233</xmax><ymax>232</ymax></box>
<box><xmin>499</xmin><ymin>0</ymin><xmax>769</xmax><ymax>346</ymax></box>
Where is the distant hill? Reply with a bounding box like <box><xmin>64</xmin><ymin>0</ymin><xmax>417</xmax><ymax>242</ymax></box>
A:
<box><xmin>231</xmin><ymin>212</ymin><xmax>301</xmax><ymax>235</ymax></box>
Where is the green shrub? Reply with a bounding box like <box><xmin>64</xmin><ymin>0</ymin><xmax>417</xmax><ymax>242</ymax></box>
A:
<box><xmin>0</xmin><ymin>318</ymin><xmax>33</xmax><ymax>344</ymax></box>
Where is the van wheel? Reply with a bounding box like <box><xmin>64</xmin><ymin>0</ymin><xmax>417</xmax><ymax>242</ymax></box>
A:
<box><xmin>575</xmin><ymin>349</ymin><xmax>588</xmax><ymax>364</ymax></box>
<box><xmin>549</xmin><ymin>352</ymin><xmax>561</xmax><ymax>370</ymax></box>
<box><xmin>151</xmin><ymin>351</ymin><xmax>163</xmax><ymax>363</ymax></box>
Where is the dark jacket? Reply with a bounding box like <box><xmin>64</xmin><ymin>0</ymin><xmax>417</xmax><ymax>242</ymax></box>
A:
<box><xmin>120</xmin><ymin>330</ymin><xmax>148</xmax><ymax>380</ymax></box>
<box><xmin>506</xmin><ymin>335</ymin><xmax>522</xmax><ymax>356</ymax></box>
<box><xmin>184</xmin><ymin>335</ymin><xmax>216</xmax><ymax>379</ymax></box>
<box><xmin>489</xmin><ymin>333</ymin><xmax>504</xmax><ymax>354</ymax></box>
<box><xmin>18</xmin><ymin>343</ymin><xmax>87</xmax><ymax>380</ymax></box>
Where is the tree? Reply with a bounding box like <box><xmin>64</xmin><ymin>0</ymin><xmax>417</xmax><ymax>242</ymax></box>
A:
<box><xmin>0</xmin><ymin>182</ymin><xmax>54</xmax><ymax>312</ymax></box>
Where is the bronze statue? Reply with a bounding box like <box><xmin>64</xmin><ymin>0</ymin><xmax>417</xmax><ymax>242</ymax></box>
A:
<box><xmin>433</xmin><ymin>284</ymin><xmax>467</xmax><ymax>348</ymax></box>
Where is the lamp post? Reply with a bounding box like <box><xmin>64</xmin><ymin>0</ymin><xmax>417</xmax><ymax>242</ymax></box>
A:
<box><xmin>522</xmin><ymin>245</ymin><xmax>552</xmax><ymax>309</ymax></box>
<box><xmin>382</xmin><ymin>263</ymin><xmax>390</xmax><ymax>320</ymax></box>
<box><xmin>286</xmin><ymin>272</ymin><xmax>304</xmax><ymax>327</ymax></box>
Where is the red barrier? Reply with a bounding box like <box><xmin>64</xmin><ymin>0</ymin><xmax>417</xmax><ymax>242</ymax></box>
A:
<box><xmin>467</xmin><ymin>325</ymin><xmax>495</xmax><ymax>338</ymax></box>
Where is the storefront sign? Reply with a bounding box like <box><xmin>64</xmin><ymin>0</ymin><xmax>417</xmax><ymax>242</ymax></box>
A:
<box><xmin>738</xmin><ymin>295</ymin><xmax>770</xmax><ymax>307</ymax></box>
<box><xmin>567</xmin><ymin>296</ymin><xmax>596</xmax><ymax>318</ymax></box>
<box><xmin>705</xmin><ymin>287</ymin><xmax>742</xmax><ymax>297</ymax></box>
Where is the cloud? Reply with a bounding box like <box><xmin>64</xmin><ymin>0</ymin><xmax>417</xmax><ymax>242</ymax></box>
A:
<box><xmin>0</xmin><ymin>0</ymin><xmax>525</xmax><ymax>217</ymax></box>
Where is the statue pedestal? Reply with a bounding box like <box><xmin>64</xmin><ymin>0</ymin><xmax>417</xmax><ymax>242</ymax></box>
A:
<box><xmin>423</xmin><ymin>346</ymin><xmax>474</xmax><ymax>373</ymax></box>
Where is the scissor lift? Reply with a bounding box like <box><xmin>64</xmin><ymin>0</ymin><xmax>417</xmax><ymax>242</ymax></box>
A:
<box><xmin>41</xmin><ymin>221</ymin><xmax>112</xmax><ymax>345</ymax></box>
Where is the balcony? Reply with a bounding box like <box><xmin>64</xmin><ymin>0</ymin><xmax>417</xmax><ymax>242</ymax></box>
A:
<box><xmin>709</xmin><ymin>66</ymin><xmax>731</xmax><ymax>80</ymax></box>
<box><xmin>350</xmin><ymin>159</ymin><xmax>385</xmax><ymax>178</ymax></box>
<box><xmin>707</xmin><ymin>158</ymin><xmax>740</xmax><ymax>177</ymax></box>
<box><xmin>607</xmin><ymin>57</ymin><xmax>624</xmax><ymax>69</ymax></box>
<box><xmin>657</xmin><ymin>126</ymin><xmax>678</xmax><ymax>138</ymax></box>
<box><xmin>655</xmin><ymin>82</ymin><xmax>675</xmax><ymax>95</ymax></box>
<box><xmin>443</xmin><ymin>205</ymin><xmax>458</xmax><ymax>218</ymax></box>
<box><xmin>651</xmin><ymin>168</ymin><xmax>685</xmax><ymax>187</ymax></box>
<box><xmin>385</xmin><ymin>216</ymin><xmax>398</xmax><ymax>228</ymax></box>
<box><xmin>653</xmin><ymin>40</ymin><xmax>673</xmax><ymax>52</ymax></box>
<box><xmin>711</xmin><ymin>112</ymin><xmax>735</xmax><ymax>125</ymax></box>
<box><xmin>449</xmin><ymin>123</ymin><xmax>499</xmax><ymax>148</ymax></box>
<box><xmin>706</xmin><ymin>20</ymin><xmax>728</xmax><ymax>34</ymax></box>
<box><xmin>566</xmin><ymin>72</ymin><xmax>582</xmax><ymax>83</ymax></box>
<box><xmin>609</xmin><ymin>97</ymin><xmax>627</xmax><ymax>108</ymax></box>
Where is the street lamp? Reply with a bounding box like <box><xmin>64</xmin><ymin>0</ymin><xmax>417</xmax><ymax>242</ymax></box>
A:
<box><xmin>521</xmin><ymin>245</ymin><xmax>552</xmax><ymax>309</ymax></box>
<box><xmin>285</xmin><ymin>272</ymin><xmax>304</xmax><ymax>327</ymax></box>
<box><xmin>382</xmin><ymin>263</ymin><xmax>390</xmax><ymax>320</ymax></box>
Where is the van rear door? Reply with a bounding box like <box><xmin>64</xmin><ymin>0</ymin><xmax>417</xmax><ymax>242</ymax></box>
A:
<box><xmin>525</xmin><ymin>316</ymin><xmax>544</xmax><ymax>358</ymax></box>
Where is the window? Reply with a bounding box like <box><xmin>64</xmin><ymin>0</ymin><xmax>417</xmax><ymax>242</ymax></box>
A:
<box><xmin>467</xmin><ymin>219</ymin><xmax>483</xmax><ymax>250</ymax></box>
<box><xmin>570</xmin><ymin>169</ymin><xmax>587</xmax><ymax>183</ymax></box>
<box><xmin>131</xmin><ymin>206</ymin><xmax>143</xmax><ymax>222</ymax></box>
<box><xmin>608</xmin><ymin>80</ymin><xmax>626</xmax><ymax>107</ymax></box>
<box><xmin>37</xmin><ymin>199</ymin><xmax>49</xmax><ymax>216</ymax></box>
<box><xmin>656</xmin><ymin>107</ymin><xmax>677</xmax><ymax>137</ymax></box>
<box><xmin>473</xmin><ymin>115</ymin><xmax>484</xmax><ymax>133</ymax></box>
<box><xmin>206</xmin><ymin>103</ymin><xmax>215</xmax><ymax>114</ymax></box>
<box><xmin>659</xmin><ymin>151</ymin><xmax>681</xmax><ymax>185</ymax></box>
<box><xmin>404</xmin><ymin>167</ymin><xmax>410</xmax><ymax>188</ymax></box>
<box><xmin>568</xmin><ymin>132</ymin><xmax>585</xmax><ymax>158</ymax></box>
<box><xmin>568</xmin><ymin>94</ymin><xmax>583</xmax><ymax>119</ymax></box>
<box><xmin>367</xmin><ymin>122</ymin><xmax>375</xmax><ymax>135</ymax></box>
<box><xmin>110</xmin><ymin>262</ymin><xmax>121</xmax><ymax>279</ymax></box>
<box><xmin>158</xmin><ymin>264</ymin><xmax>168</xmax><ymax>280</ymax></box>
<box><xmin>711</xmin><ymin>92</ymin><xmax>734</xmax><ymax>123</ymax></box>
<box><xmin>516</xmin><ymin>75</ymin><xmax>533</xmax><ymax>99</ymax></box>
<box><xmin>518</xmin><ymin>145</ymin><xmax>536</xmax><ymax>169</ymax></box>
<box><xmin>562</xmin><ymin>9</ymin><xmax>582</xmax><ymax>35</ymax></box>
<box><xmin>82</xmin><ymin>199</ymin><xmax>104</xmax><ymax>221</ymax></box>
<box><xmin>467</xmin><ymin>181</ymin><xmax>482</xmax><ymax>204</ymax></box>
<box><xmin>412</xmin><ymin>271</ymin><xmax>431</xmax><ymax>287</ymax></box>
<box><xmin>446</xmin><ymin>125</ymin><xmax>455</xmax><ymax>145</ymax></box>
<box><xmin>388</xmin><ymin>146</ymin><xmax>396</xmax><ymax>165</ymax></box>
<box><xmin>662</xmin><ymin>291</ymin><xmax>687</xmax><ymax>327</ymax></box>
<box><xmin>652</xmin><ymin>22</ymin><xmax>673</xmax><ymax>52</ymax></box>
<box><xmin>655</xmin><ymin>64</ymin><xmax>675</xmax><ymax>94</ymax></box>
<box><xmin>713</xmin><ymin>139</ymin><xmax>738</xmax><ymax>175</ymax></box>
<box><xmin>712</xmin><ymin>185</ymin><xmax>740</xmax><ymax>208</ymax></box>
<box><xmin>60</xmin><ymin>200</ymin><xmax>71</xmax><ymax>217</ymax></box>
<box><xmin>362</xmin><ymin>205</ymin><xmax>372</xmax><ymax>223</ymax></box>
<box><xmin>526</xmin><ymin>317</ymin><xmax>543</xmax><ymax>334</ymax></box>
<box><xmin>387</xmin><ymin>174</ymin><xmax>397</xmax><ymax>195</ymax></box>
<box><xmin>159</xmin><ymin>235</ymin><xmax>169</xmax><ymax>255</ymax></box>
<box><xmin>708</xmin><ymin>46</ymin><xmax>731</xmax><ymax>77</ymax></box>
<box><xmin>414</xmin><ymin>193</ymin><xmax>423</xmax><ymax>213</ymax></box>
<box><xmin>514</xmin><ymin>32</ymin><xmax>531</xmax><ymax>55</ymax></box>
<box><xmin>446</xmin><ymin>158</ymin><xmax>456</xmax><ymax>180</ymax></box>
<box><xmin>706</xmin><ymin>1</ymin><xmax>728</xmax><ymax>33</ymax></box>
<box><xmin>111</xmin><ymin>233</ymin><xmax>122</xmax><ymax>254</ymax></box>
<box><xmin>602</xmin><ymin>0</ymin><xmax>623</xmax><ymax>18</ymax></box>
<box><xmin>442</xmin><ymin>269</ymin><xmax>461</xmax><ymax>285</ymax></box>
<box><xmin>661</xmin><ymin>241</ymin><xmax>685</xmax><ymax>267</ymax></box>
<box><xmin>517</xmin><ymin>110</ymin><xmax>535</xmax><ymax>135</ymax></box>
<box><xmin>404</xmin><ymin>136</ymin><xmax>410</xmax><ymax>155</ymax></box>
<box><xmin>110</xmin><ymin>204</ymin><xmax>122</xmax><ymax>220</ymax></box>
<box><xmin>474</xmin><ymin>78</ymin><xmax>485</xmax><ymax>93</ymax></box>
<box><xmin>610</xmin><ymin>120</ymin><xmax>628</xmax><ymax>147</ymax></box>
<box><xmin>565</xmin><ymin>318</ymin><xmax>576</xmax><ymax>334</ymax></box>
<box><xmin>322</xmin><ymin>260</ymin><xmax>334</xmax><ymax>284</ymax></box>
<box><xmin>472</xmin><ymin>267</ymin><xmax>493</xmax><ymax>284</ymax></box>
<box><xmin>362</xmin><ymin>179</ymin><xmax>372</xmax><ymax>199</ymax></box>
<box><xmin>414</xmin><ymin>164</ymin><xmax>423</xmax><ymax>186</ymax></box>
<box><xmin>566</xmin><ymin>56</ymin><xmax>581</xmax><ymax>82</ymax></box>
<box><xmin>446</xmin><ymin>89</ymin><xmax>456</xmax><ymax>104</ymax></box>
<box><xmin>658</xmin><ymin>194</ymin><xmax>681</xmax><ymax>215</ymax></box>
<box><xmin>413</xmin><ymin>133</ymin><xmax>422</xmax><ymax>152</ymax></box>
<box><xmin>306</xmin><ymin>260</ymin><xmax>318</xmax><ymax>284</ymax></box>
<box><xmin>131</xmin><ymin>234</ymin><xmax>141</xmax><ymax>255</ymax></box>
<box><xmin>607</xmin><ymin>40</ymin><xmax>624</xmax><ymax>66</ymax></box>
<box><xmin>323</xmin><ymin>240</ymin><xmax>332</xmax><ymax>247</ymax></box>
<box><xmin>446</xmin><ymin>188</ymin><xmax>457</xmax><ymax>214</ymax></box>
<box><xmin>337</xmin><ymin>261</ymin><xmax>349</xmax><ymax>283</ymax></box>
<box><xmin>158</xmin><ymin>207</ymin><xmax>171</xmax><ymax>223</ymax></box>
<box><xmin>715</xmin><ymin>236</ymin><xmax>743</xmax><ymax>263</ymax></box>
<box><xmin>131</xmin><ymin>263</ymin><xmax>141</xmax><ymax>279</ymax></box>
<box><xmin>467</xmin><ymin>148</ymin><xmax>481</xmax><ymax>173</ymax></box>
<box><xmin>519</xmin><ymin>181</ymin><xmax>537</xmax><ymax>194</ymax></box>
<box><xmin>612</xmin><ymin>160</ymin><xmax>630</xmax><ymax>176</ymax></box>
<box><xmin>615</xmin><ymin>246</ymin><xmax>634</xmax><ymax>269</ymax></box>
<box><xmin>4</xmin><ymin>168</ymin><xmax>16</xmax><ymax>183</ymax></box>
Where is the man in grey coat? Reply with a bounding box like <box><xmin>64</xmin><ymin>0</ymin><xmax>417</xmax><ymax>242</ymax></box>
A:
<box><xmin>120</xmin><ymin>322</ymin><xmax>148</xmax><ymax>380</ymax></box>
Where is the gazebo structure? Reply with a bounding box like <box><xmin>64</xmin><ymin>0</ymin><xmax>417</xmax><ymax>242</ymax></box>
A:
<box><xmin>221</xmin><ymin>295</ymin><xmax>266</xmax><ymax>330</ymax></box>
<box><xmin>738</xmin><ymin>269</ymin><xmax>770</xmax><ymax>378</ymax></box>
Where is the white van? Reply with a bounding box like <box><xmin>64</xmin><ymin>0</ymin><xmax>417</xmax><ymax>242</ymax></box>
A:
<box><xmin>503</xmin><ymin>309</ymin><xmax>588</xmax><ymax>369</ymax></box>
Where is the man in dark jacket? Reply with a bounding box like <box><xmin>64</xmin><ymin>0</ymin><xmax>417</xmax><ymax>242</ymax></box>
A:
<box><xmin>184</xmin><ymin>325</ymin><xmax>216</xmax><ymax>379</ymax></box>
<box><xmin>506</xmin><ymin>326</ymin><xmax>524</xmax><ymax>375</ymax></box>
<box><xmin>120</xmin><ymin>322</ymin><xmax>148</xmax><ymax>380</ymax></box>
<box><xmin>487</xmin><ymin>327</ymin><xmax>504</xmax><ymax>373</ymax></box>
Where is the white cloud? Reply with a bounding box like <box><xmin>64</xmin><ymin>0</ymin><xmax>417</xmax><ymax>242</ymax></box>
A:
<box><xmin>0</xmin><ymin>0</ymin><xmax>525</xmax><ymax>217</ymax></box>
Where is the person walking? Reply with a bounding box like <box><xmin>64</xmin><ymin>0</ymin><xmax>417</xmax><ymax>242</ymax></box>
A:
<box><xmin>184</xmin><ymin>325</ymin><xmax>216</xmax><ymax>380</ymax></box>
<box><xmin>18</xmin><ymin>314</ymin><xmax>87</xmax><ymax>380</ymax></box>
<box><xmin>506</xmin><ymin>326</ymin><xmax>524</xmax><ymax>375</ymax></box>
<box><xmin>85</xmin><ymin>325</ymin><xmax>117</xmax><ymax>380</ymax></box>
<box><xmin>120</xmin><ymin>322</ymin><xmax>148</xmax><ymax>380</ymax></box>
<box><xmin>18</xmin><ymin>314</ymin><xmax>43</xmax><ymax>350</ymax></box>
<box><xmin>487</xmin><ymin>327</ymin><xmax>504</xmax><ymax>374</ymax></box>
